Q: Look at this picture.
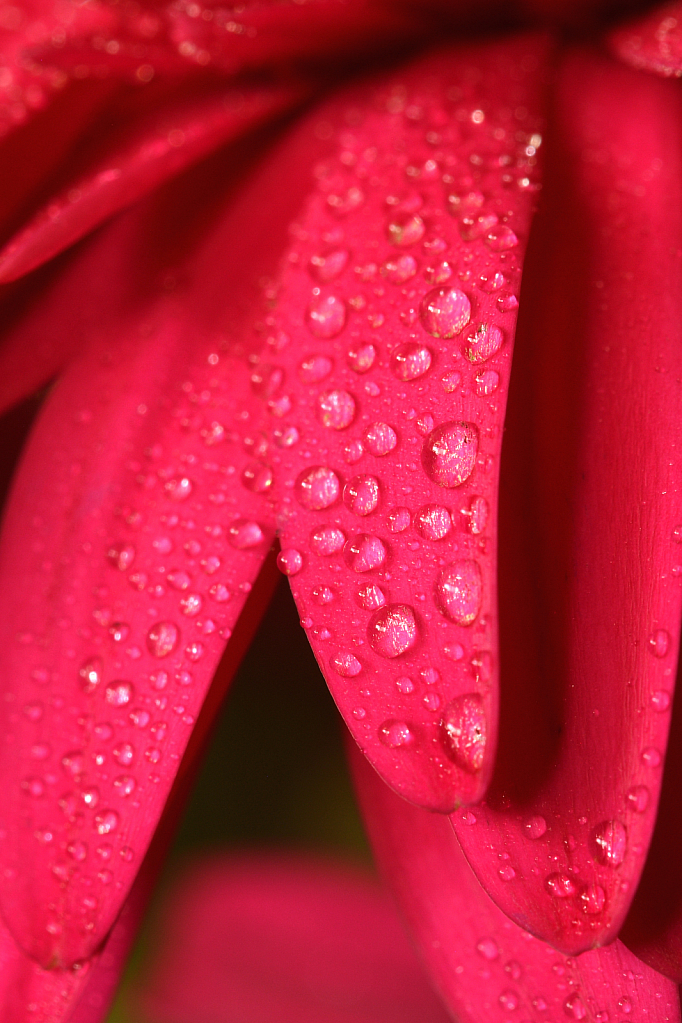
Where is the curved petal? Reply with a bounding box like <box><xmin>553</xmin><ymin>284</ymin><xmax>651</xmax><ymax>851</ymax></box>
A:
<box><xmin>260</xmin><ymin>35</ymin><xmax>547</xmax><ymax>810</ymax></box>
<box><xmin>0</xmin><ymin>77</ymin><xmax>308</xmax><ymax>283</ymax></box>
<box><xmin>452</xmin><ymin>46</ymin><xmax>682</xmax><ymax>955</ymax></box>
<box><xmin>608</xmin><ymin>2</ymin><xmax>682</xmax><ymax>78</ymax></box>
<box><xmin>0</xmin><ymin>119</ymin><xmax>324</xmax><ymax>966</ymax></box>
<box><xmin>350</xmin><ymin>741</ymin><xmax>681</xmax><ymax>1023</ymax></box>
<box><xmin>135</xmin><ymin>852</ymin><xmax>452</xmax><ymax>1023</ymax></box>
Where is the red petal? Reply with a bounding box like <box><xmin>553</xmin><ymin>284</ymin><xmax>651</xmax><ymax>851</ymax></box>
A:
<box><xmin>609</xmin><ymin>2</ymin><xmax>682</xmax><ymax>78</ymax></box>
<box><xmin>262</xmin><ymin>36</ymin><xmax>548</xmax><ymax>810</ymax></box>
<box><xmin>351</xmin><ymin>742</ymin><xmax>681</xmax><ymax>1023</ymax></box>
<box><xmin>0</xmin><ymin>133</ymin><xmax>322</xmax><ymax>964</ymax></box>
<box><xmin>452</xmin><ymin>46</ymin><xmax>682</xmax><ymax>954</ymax></box>
<box><xmin>0</xmin><ymin>77</ymin><xmax>308</xmax><ymax>283</ymax></box>
<box><xmin>135</xmin><ymin>852</ymin><xmax>452</xmax><ymax>1023</ymax></box>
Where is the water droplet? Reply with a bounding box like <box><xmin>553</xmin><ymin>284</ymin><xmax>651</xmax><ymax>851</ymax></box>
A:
<box><xmin>22</xmin><ymin>776</ymin><xmax>44</xmax><ymax>797</ymax></box>
<box><xmin>241</xmin><ymin>462</ymin><xmax>274</xmax><ymax>493</ymax></box>
<box><xmin>180</xmin><ymin>593</ymin><xmax>202</xmax><ymax>616</ymax></box>
<box><xmin>474</xmin><ymin>369</ymin><xmax>500</xmax><ymax>396</ymax></box>
<box><xmin>499</xmin><ymin>865</ymin><xmax>516</xmax><ymax>881</ymax></box>
<box><xmin>468</xmin><ymin>496</ymin><xmax>489</xmax><ymax>535</ymax></box>
<box><xmin>107</xmin><ymin>544</ymin><xmax>135</xmax><ymax>571</ymax></box>
<box><xmin>296</xmin><ymin>467</ymin><xmax>341</xmax><ymax>510</ymax></box>
<box><xmin>441</xmin><ymin>693</ymin><xmax>486</xmax><ymax>772</ymax></box>
<box><xmin>167</xmin><ymin>570</ymin><xmax>191</xmax><ymax>591</ymax></box>
<box><xmin>347</xmin><ymin>343</ymin><xmax>377</xmax><ymax>374</ymax></box>
<box><xmin>307</xmin><ymin>294</ymin><xmax>346</xmax><ymax>339</ymax></box>
<box><xmin>420</xmin><ymin>287</ymin><xmax>471</xmax><ymax>338</ymax></box>
<box><xmin>343</xmin><ymin>475</ymin><xmax>380</xmax><ymax>516</ymax></box>
<box><xmin>563</xmin><ymin>994</ymin><xmax>587</xmax><ymax>1020</ymax></box>
<box><xmin>673</xmin><ymin>524</ymin><xmax>682</xmax><ymax>542</ymax></box>
<box><xmin>626</xmin><ymin>784</ymin><xmax>649</xmax><ymax>812</ymax></box>
<box><xmin>476</xmin><ymin>937</ymin><xmax>499</xmax><ymax>960</ymax></box>
<box><xmin>462</xmin><ymin>323</ymin><xmax>504</xmax><ymax>363</ymax></box>
<box><xmin>146</xmin><ymin>621</ymin><xmax>179</xmax><ymax>658</ymax></box>
<box><xmin>441</xmin><ymin>371</ymin><xmax>462</xmax><ymax>393</ymax></box>
<box><xmin>618</xmin><ymin>997</ymin><xmax>632</xmax><ymax>1014</ymax></box>
<box><xmin>545</xmin><ymin>873</ymin><xmax>577</xmax><ymax>898</ymax></box>
<box><xmin>485</xmin><ymin>225</ymin><xmax>518</xmax><ymax>251</ymax></box>
<box><xmin>317</xmin><ymin>389</ymin><xmax>356</xmax><ymax>429</ymax></box>
<box><xmin>436</xmin><ymin>560</ymin><xmax>482</xmax><ymax>625</ymax></box>
<box><xmin>312</xmin><ymin>585</ymin><xmax>335</xmax><ymax>605</ymax></box>
<box><xmin>425</xmin><ymin>261</ymin><xmax>452</xmax><ymax>284</ymax></box>
<box><xmin>580</xmin><ymin>884</ymin><xmax>606</xmax><ymax>915</ymax></box>
<box><xmin>368</xmin><ymin>604</ymin><xmax>418</xmax><ymax>658</ymax></box>
<box><xmin>79</xmin><ymin>657</ymin><xmax>103</xmax><ymax>694</ymax></box>
<box><xmin>592</xmin><ymin>820</ymin><xmax>627</xmax><ymax>866</ymax></box>
<box><xmin>364</xmin><ymin>422</ymin><xmax>397</xmax><ymax>457</ymax></box>
<box><xmin>331</xmin><ymin>651</ymin><xmax>362</xmax><ymax>677</ymax></box>
<box><xmin>309</xmin><ymin>249</ymin><xmax>349</xmax><ymax>282</ymax></box>
<box><xmin>381</xmin><ymin>254</ymin><xmax>417</xmax><ymax>282</ymax></box>
<box><xmin>310</xmin><ymin>526</ymin><xmax>346</xmax><ymax>557</ymax></box>
<box><xmin>378</xmin><ymin>720</ymin><xmax>415</xmax><ymax>748</ymax></box>
<box><xmin>113</xmin><ymin>775</ymin><xmax>136</xmax><ymax>797</ymax></box>
<box><xmin>343</xmin><ymin>534</ymin><xmax>387</xmax><ymax>573</ymax></box>
<box><xmin>277</xmin><ymin>549</ymin><xmax>303</xmax><ymax>576</ymax></box>
<box><xmin>390</xmin><ymin>342</ymin><xmax>432</xmax><ymax>381</ymax></box>
<box><xmin>499</xmin><ymin>990</ymin><xmax>519</xmax><ymax>1011</ymax></box>
<box><xmin>524</xmin><ymin>816</ymin><xmax>547</xmax><ymax>839</ymax></box>
<box><xmin>414</xmin><ymin>505</ymin><xmax>452</xmax><ymax>541</ymax></box>
<box><xmin>447</xmin><ymin>191</ymin><xmax>485</xmax><ymax>216</ymax></box>
<box><xmin>648</xmin><ymin>629</ymin><xmax>670</xmax><ymax>657</ymax></box>
<box><xmin>105</xmin><ymin>681</ymin><xmax>134</xmax><ymax>707</ymax></box>
<box><xmin>94</xmin><ymin>810</ymin><xmax>119</xmax><ymax>835</ymax></box>
<box><xmin>422</xmin><ymin>422</ymin><xmax>478</xmax><ymax>488</ymax></box>
<box><xmin>387</xmin><ymin>213</ymin><xmax>424</xmax><ymax>246</ymax></box>
<box><xmin>327</xmin><ymin>186</ymin><xmax>364</xmax><ymax>216</ymax></box>
<box><xmin>505</xmin><ymin>961</ymin><xmax>522</xmax><ymax>981</ymax></box>
<box><xmin>228</xmin><ymin>519</ymin><xmax>265</xmax><ymax>549</ymax></box>
<box><xmin>164</xmin><ymin>477</ymin><xmax>193</xmax><ymax>502</ymax></box>
<box><xmin>388</xmin><ymin>507</ymin><xmax>410</xmax><ymax>532</ymax></box>
<box><xmin>113</xmin><ymin>743</ymin><xmax>135</xmax><ymax>766</ymax></box>
<box><xmin>651</xmin><ymin>689</ymin><xmax>671</xmax><ymax>712</ymax></box>
<box><xmin>642</xmin><ymin>746</ymin><xmax>662</xmax><ymax>767</ymax></box>
<box><xmin>356</xmin><ymin>583</ymin><xmax>386</xmax><ymax>610</ymax></box>
<box><xmin>67</xmin><ymin>841</ymin><xmax>88</xmax><ymax>862</ymax></box>
<box><xmin>109</xmin><ymin>621</ymin><xmax>129</xmax><ymax>643</ymax></box>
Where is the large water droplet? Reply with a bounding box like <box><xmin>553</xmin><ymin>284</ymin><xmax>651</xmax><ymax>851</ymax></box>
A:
<box><xmin>146</xmin><ymin>621</ymin><xmax>179</xmax><ymax>658</ymax></box>
<box><xmin>331</xmin><ymin>651</ymin><xmax>362</xmax><ymax>677</ymax></box>
<box><xmin>343</xmin><ymin>475</ymin><xmax>380</xmax><ymax>516</ymax></box>
<box><xmin>436</xmin><ymin>560</ymin><xmax>482</xmax><ymax>625</ymax></box>
<box><xmin>368</xmin><ymin>604</ymin><xmax>418</xmax><ymax>658</ymax></box>
<box><xmin>317</xmin><ymin>389</ymin><xmax>356</xmax><ymax>430</ymax></box>
<box><xmin>307</xmin><ymin>294</ymin><xmax>346</xmax><ymax>339</ymax></box>
<box><xmin>390</xmin><ymin>342</ymin><xmax>432</xmax><ymax>381</ymax></box>
<box><xmin>422</xmin><ymin>422</ymin><xmax>478</xmax><ymax>488</ymax></box>
<box><xmin>310</xmin><ymin>526</ymin><xmax>346</xmax><ymax>556</ymax></box>
<box><xmin>378</xmin><ymin>720</ymin><xmax>415</xmax><ymax>748</ymax></box>
<box><xmin>295</xmin><ymin>467</ymin><xmax>341</xmax><ymax>510</ymax></box>
<box><xmin>420</xmin><ymin>287</ymin><xmax>471</xmax><ymax>338</ymax></box>
<box><xmin>364</xmin><ymin>422</ymin><xmax>397</xmax><ymax>457</ymax></box>
<box><xmin>592</xmin><ymin>820</ymin><xmax>627</xmax><ymax>867</ymax></box>
<box><xmin>277</xmin><ymin>549</ymin><xmax>303</xmax><ymax>576</ymax></box>
<box><xmin>462</xmin><ymin>323</ymin><xmax>504</xmax><ymax>363</ymax></box>
<box><xmin>441</xmin><ymin>693</ymin><xmax>486</xmax><ymax>772</ymax></box>
<box><xmin>414</xmin><ymin>505</ymin><xmax>452</xmax><ymax>541</ymax></box>
<box><xmin>343</xmin><ymin>534</ymin><xmax>387</xmax><ymax>573</ymax></box>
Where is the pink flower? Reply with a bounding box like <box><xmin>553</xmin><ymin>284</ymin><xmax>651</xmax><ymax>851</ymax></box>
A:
<box><xmin>0</xmin><ymin>0</ymin><xmax>682</xmax><ymax>1019</ymax></box>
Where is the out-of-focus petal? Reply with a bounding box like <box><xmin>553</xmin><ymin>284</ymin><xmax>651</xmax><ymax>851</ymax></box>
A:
<box><xmin>0</xmin><ymin>113</ymin><xmax>325</xmax><ymax>965</ymax></box>
<box><xmin>451</xmin><ymin>46</ymin><xmax>682</xmax><ymax>956</ymax></box>
<box><xmin>609</xmin><ymin>2</ymin><xmax>682</xmax><ymax>78</ymax></box>
<box><xmin>0</xmin><ymin>77</ymin><xmax>309</xmax><ymax>283</ymax></box>
<box><xmin>259</xmin><ymin>35</ymin><xmax>548</xmax><ymax>811</ymax></box>
<box><xmin>135</xmin><ymin>852</ymin><xmax>453</xmax><ymax>1023</ymax></box>
<box><xmin>350</xmin><ymin>742</ymin><xmax>681</xmax><ymax>1023</ymax></box>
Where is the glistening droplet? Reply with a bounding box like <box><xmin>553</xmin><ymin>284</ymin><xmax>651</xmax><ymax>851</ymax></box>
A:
<box><xmin>436</xmin><ymin>560</ymin><xmax>482</xmax><ymax>625</ymax></box>
<box><xmin>295</xmin><ymin>467</ymin><xmax>341</xmax><ymax>510</ymax></box>
<box><xmin>441</xmin><ymin>693</ymin><xmax>486</xmax><ymax>772</ymax></box>
<box><xmin>378</xmin><ymin>720</ymin><xmax>415</xmax><ymax>748</ymax></box>
<box><xmin>462</xmin><ymin>323</ymin><xmax>504</xmax><ymax>363</ymax></box>
<box><xmin>422</xmin><ymin>422</ymin><xmax>478</xmax><ymax>488</ymax></box>
<box><xmin>307</xmin><ymin>294</ymin><xmax>346</xmax><ymax>339</ymax></box>
<box><xmin>420</xmin><ymin>287</ymin><xmax>471</xmax><ymax>338</ymax></box>
<box><xmin>592</xmin><ymin>820</ymin><xmax>627</xmax><ymax>867</ymax></box>
<box><xmin>368</xmin><ymin>604</ymin><xmax>418</xmax><ymax>658</ymax></box>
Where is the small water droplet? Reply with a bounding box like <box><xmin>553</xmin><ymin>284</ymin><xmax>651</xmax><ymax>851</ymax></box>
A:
<box><xmin>580</xmin><ymin>884</ymin><xmax>606</xmax><ymax>915</ymax></box>
<box><xmin>648</xmin><ymin>629</ymin><xmax>670</xmax><ymax>657</ymax></box>
<box><xmin>179</xmin><ymin>593</ymin><xmax>202</xmax><ymax>616</ymax></box>
<box><xmin>331</xmin><ymin>651</ymin><xmax>362</xmax><ymax>677</ymax></box>
<box><xmin>467</xmin><ymin>496</ymin><xmax>489</xmax><ymax>535</ymax></box>
<box><xmin>310</xmin><ymin>526</ymin><xmax>346</xmax><ymax>556</ymax></box>
<box><xmin>505</xmin><ymin>961</ymin><xmax>522</xmax><ymax>981</ymax></box>
<box><xmin>390</xmin><ymin>342</ymin><xmax>432</xmax><ymax>381</ymax></box>
<box><xmin>368</xmin><ymin>604</ymin><xmax>418</xmax><ymax>658</ymax></box>
<box><xmin>309</xmin><ymin>249</ymin><xmax>349</xmax><ymax>282</ymax></box>
<box><xmin>564</xmin><ymin>994</ymin><xmax>587</xmax><ymax>1020</ymax></box>
<box><xmin>441</xmin><ymin>693</ymin><xmax>486</xmax><ymax>772</ymax></box>
<box><xmin>146</xmin><ymin>621</ymin><xmax>179</xmax><ymax>658</ymax></box>
<box><xmin>592</xmin><ymin>820</ymin><xmax>627</xmax><ymax>866</ymax></box>
<box><xmin>448</xmin><ymin>191</ymin><xmax>485</xmax><ymax>216</ymax></box>
<box><xmin>113</xmin><ymin>743</ymin><xmax>135</xmax><ymax>766</ymax></box>
<box><xmin>277</xmin><ymin>549</ymin><xmax>303</xmax><ymax>576</ymax></box>
<box><xmin>524</xmin><ymin>816</ymin><xmax>547</xmax><ymax>839</ymax></box>
<box><xmin>343</xmin><ymin>475</ymin><xmax>380</xmax><ymax>516</ymax></box>
<box><xmin>167</xmin><ymin>570</ymin><xmax>191</xmax><ymax>591</ymax></box>
<box><xmin>356</xmin><ymin>583</ymin><xmax>386</xmax><ymax>610</ymax></box>
<box><xmin>651</xmin><ymin>689</ymin><xmax>671</xmax><ymax>712</ymax></box>
<box><xmin>387</xmin><ymin>213</ymin><xmax>424</xmax><ymax>246</ymax></box>
<box><xmin>381</xmin><ymin>254</ymin><xmax>418</xmax><ymax>282</ymax></box>
<box><xmin>165</xmin><ymin>477</ymin><xmax>193</xmax><ymax>502</ymax></box>
<box><xmin>388</xmin><ymin>507</ymin><xmax>411</xmax><ymax>532</ymax></box>
<box><xmin>436</xmin><ymin>560</ymin><xmax>482</xmax><ymax>625</ymax></box>
<box><xmin>545</xmin><ymin>873</ymin><xmax>577</xmax><ymax>898</ymax></box>
<box><xmin>347</xmin><ymin>343</ymin><xmax>377</xmax><ymax>374</ymax></box>
<box><xmin>618</xmin><ymin>997</ymin><xmax>632</xmax><ymax>1014</ymax></box>
<box><xmin>476</xmin><ymin>937</ymin><xmax>499</xmax><ymax>960</ymax></box>
<box><xmin>364</xmin><ymin>422</ymin><xmax>398</xmax><ymax>457</ymax></box>
<box><xmin>312</xmin><ymin>585</ymin><xmax>335</xmax><ymax>605</ymax></box>
<box><xmin>378</xmin><ymin>719</ymin><xmax>415</xmax><ymax>747</ymax></box>
<box><xmin>113</xmin><ymin>775</ymin><xmax>136</xmax><ymax>797</ymax></box>
<box><xmin>499</xmin><ymin>990</ymin><xmax>518</xmax><ymax>1011</ymax></box>
<box><xmin>94</xmin><ymin>809</ymin><xmax>119</xmax><ymax>835</ymax></box>
<box><xmin>228</xmin><ymin>519</ymin><xmax>265</xmax><ymax>549</ymax></box>
<box><xmin>414</xmin><ymin>505</ymin><xmax>452</xmax><ymax>541</ymax></box>
<box><xmin>642</xmin><ymin>746</ymin><xmax>662</xmax><ymax>767</ymax></box>
<box><xmin>626</xmin><ymin>784</ymin><xmax>649</xmax><ymax>812</ymax></box>
<box><xmin>462</xmin><ymin>323</ymin><xmax>504</xmax><ymax>363</ymax></box>
<box><xmin>499</xmin><ymin>865</ymin><xmax>516</xmax><ymax>881</ymax></box>
<box><xmin>425</xmin><ymin>261</ymin><xmax>452</xmax><ymax>284</ymax></box>
<box><xmin>79</xmin><ymin>657</ymin><xmax>103</xmax><ymax>694</ymax></box>
<box><xmin>343</xmin><ymin>534</ymin><xmax>387</xmax><ymax>573</ymax></box>
<box><xmin>67</xmin><ymin>841</ymin><xmax>88</xmax><ymax>862</ymax></box>
<box><xmin>485</xmin><ymin>225</ymin><xmax>518</xmax><ymax>251</ymax></box>
<box><xmin>105</xmin><ymin>681</ymin><xmax>134</xmax><ymax>707</ymax></box>
<box><xmin>107</xmin><ymin>544</ymin><xmax>135</xmax><ymax>571</ymax></box>
<box><xmin>474</xmin><ymin>369</ymin><xmax>500</xmax><ymax>396</ymax></box>
<box><xmin>307</xmin><ymin>294</ymin><xmax>346</xmax><ymax>339</ymax></box>
<box><xmin>420</xmin><ymin>287</ymin><xmax>471</xmax><ymax>338</ymax></box>
<box><xmin>241</xmin><ymin>462</ymin><xmax>274</xmax><ymax>493</ymax></box>
<box><xmin>422</xmin><ymin>422</ymin><xmax>478</xmax><ymax>488</ymax></box>
<box><xmin>317</xmin><ymin>389</ymin><xmax>356</xmax><ymax>429</ymax></box>
<box><xmin>296</xmin><ymin>467</ymin><xmax>341</xmax><ymax>510</ymax></box>
<box><xmin>441</xmin><ymin>370</ymin><xmax>462</xmax><ymax>393</ymax></box>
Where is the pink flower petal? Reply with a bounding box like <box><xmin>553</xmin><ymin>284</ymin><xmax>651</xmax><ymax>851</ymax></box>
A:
<box><xmin>609</xmin><ymin>2</ymin><xmax>682</xmax><ymax>78</ymax></box>
<box><xmin>452</xmin><ymin>46</ymin><xmax>682</xmax><ymax>955</ymax></box>
<box><xmin>259</xmin><ymin>35</ymin><xmax>547</xmax><ymax>810</ymax></box>
<box><xmin>351</xmin><ymin>742</ymin><xmax>681</xmax><ymax>1023</ymax></box>
<box><xmin>0</xmin><ymin>77</ymin><xmax>308</xmax><ymax>283</ymax></box>
<box><xmin>135</xmin><ymin>852</ymin><xmax>452</xmax><ymax>1023</ymax></box>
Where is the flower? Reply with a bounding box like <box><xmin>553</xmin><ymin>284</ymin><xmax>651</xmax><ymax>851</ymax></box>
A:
<box><xmin>0</xmin><ymin>0</ymin><xmax>681</xmax><ymax>1020</ymax></box>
